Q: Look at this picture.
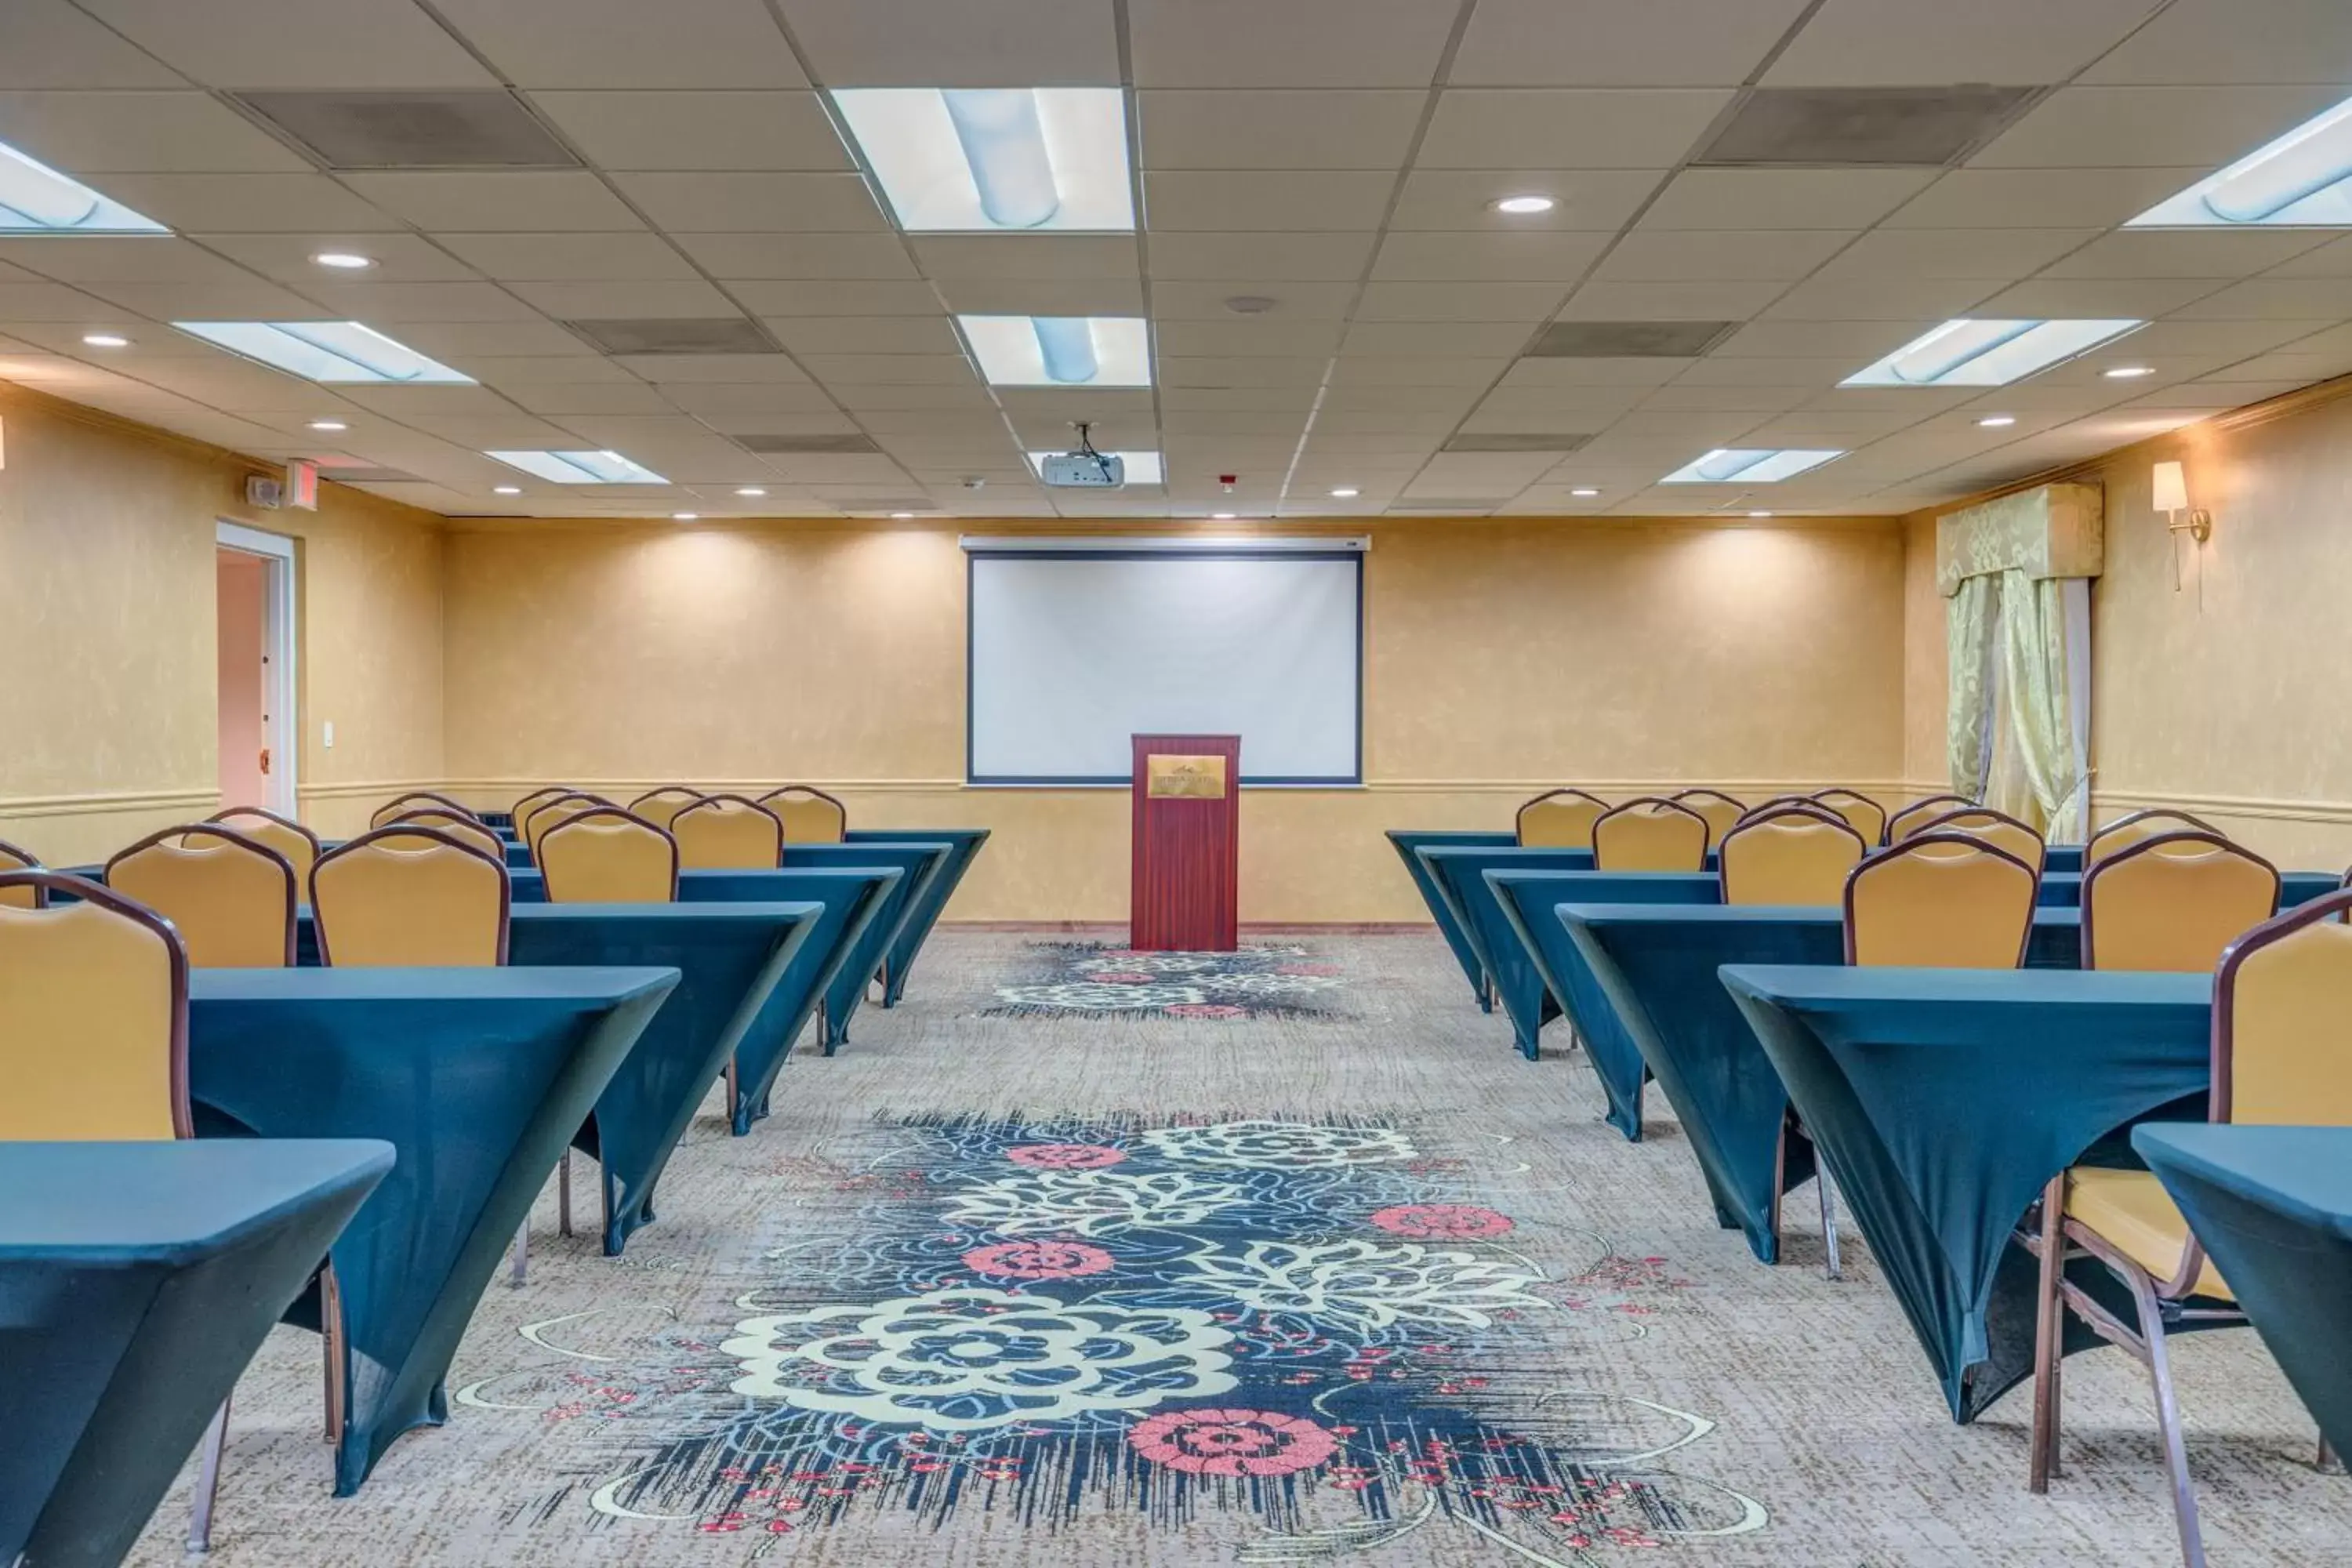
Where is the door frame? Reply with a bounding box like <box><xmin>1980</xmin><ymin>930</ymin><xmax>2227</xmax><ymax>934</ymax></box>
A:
<box><xmin>216</xmin><ymin>521</ymin><xmax>298</xmax><ymax>818</ymax></box>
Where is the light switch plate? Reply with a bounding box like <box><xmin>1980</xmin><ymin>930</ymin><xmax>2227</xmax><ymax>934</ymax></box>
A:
<box><xmin>322</xmin><ymin>720</ymin><xmax>335</xmax><ymax>749</ymax></box>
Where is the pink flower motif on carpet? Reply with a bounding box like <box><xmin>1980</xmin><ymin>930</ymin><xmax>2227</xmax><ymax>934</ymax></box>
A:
<box><xmin>1127</xmin><ymin>1408</ymin><xmax>1339</xmax><ymax>1477</ymax></box>
<box><xmin>1088</xmin><ymin>971</ymin><xmax>1155</xmax><ymax>983</ymax></box>
<box><xmin>1005</xmin><ymin>1144</ymin><xmax>1127</xmax><ymax>1171</ymax></box>
<box><xmin>1368</xmin><ymin>1203</ymin><xmax>1516</xmax><ymax>1240</ymax></box>
<box><xmin>1165</xmin><ymin>1004</ymin><xmax>1247</xmax><ymax>1019</ymax></box>
<box><xmin>962</xmin><ymin>1240</ymin><xmax>1116</xmax><ymax>1280</ymax></box>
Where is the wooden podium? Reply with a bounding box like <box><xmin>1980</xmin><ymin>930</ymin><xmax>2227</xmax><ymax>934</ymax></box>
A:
<box><xmin>1130</xmin><ymin>733</ymin><xmax>1240</xmax><ymax>952</ymax></box>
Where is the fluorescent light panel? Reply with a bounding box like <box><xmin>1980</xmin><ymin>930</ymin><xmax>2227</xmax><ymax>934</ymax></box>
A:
<box><xmin>486</xmin><ymin>449</ymin><xmax>666</xmax><ymax>484</ymax></box>
<box><xmin>0</xmin><ymin>138</ymin><xmax>165</xmax><ymax>233</ymax></box>
<box><xmin>2131</xmin><ymin>95</ymin><xmax>2352</xmax><ymax>227</ymax></box>
<box><xmin>961</xmin><ymin>314</ymin><xmax>1151</xmax><ymax>387</ymax></box>
<box><xmin>1661</xmin><ymin>448</ymin><xmax>1842</xmax><ymax>485</ymax></box>
<box><xmin>833</xmin><ymin>88</ymin><xmax>1133</xmax><ymax>233</ymax></box>
<box><xmin>174</xmin><ymin>321</ymin><xmax>472</xmax><ymax>384</ymax></box>
<box><xmin>1025</xmin><ymin>450</ymin><xmax>1163</xmax><ymax>485</ymax></box>
<box><xmin>1841</xmin><ymin>318</ymin><xmax>2142</xmax><ymax>387</ymax></box>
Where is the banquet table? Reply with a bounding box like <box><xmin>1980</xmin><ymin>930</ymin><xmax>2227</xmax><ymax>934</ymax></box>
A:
<box><xmin>297</xmin><ymin>904</ymin><xmax>816</xmax><ymax>1258</ymax></box>
<box><xmin>1385</xmin><ymin>829</ymin><xmax>1515</xmax><ymax>1001</ymax></box>
<box><xmin>190</xmin><ymin>964</ymin><xmax>676</xmax><ymax>1492</ymax></box>
<box><xmin>2136</xmin><ymin>1123</ymin><xmax>2352</xmax><ymax>1455</ymax></box>
<box><xmin>1719</xmin><ymin>964</ymin><xmax>2215</xmax><ymax>1422</ymax></box>
<box><xmin>0</xmin><ymin>1140</ymin><xmax>391</xmax><ymax>1568</ymax></box>
<box><xmin>1559</xmin><ymin>905</ymin><xmax>2082</xmax><ymax>1266</ymax></box>
<box><xmin>844</xmin><ymin>828</ymin><xmax>989</xmax><ymax>1004</ymax></box>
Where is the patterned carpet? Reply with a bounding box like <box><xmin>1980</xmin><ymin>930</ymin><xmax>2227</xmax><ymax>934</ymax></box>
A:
<box><xmin>131</xmin><ymin>931</ymin><xmax>2350</xmax><ymax>1566</ymax></box>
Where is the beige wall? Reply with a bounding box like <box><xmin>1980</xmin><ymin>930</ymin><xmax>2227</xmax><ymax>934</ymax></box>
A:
<box><xmin>441</xmin><ymin>514</ymin><xmax>1911</xmax><ymax>920</ymax></box>
<box><xmin>0</xmin><ymin>384</ymin><xmax>447</xmax><ymax>865</ymax></box>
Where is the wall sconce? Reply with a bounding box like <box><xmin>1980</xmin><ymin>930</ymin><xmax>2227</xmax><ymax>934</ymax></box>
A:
<box><xmin>2151</xmin><ymin>459</ymin><xmax>2211</xmax><ymax>599</ymax></box>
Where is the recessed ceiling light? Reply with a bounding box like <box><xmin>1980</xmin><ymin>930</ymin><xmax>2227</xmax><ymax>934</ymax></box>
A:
<box><xmin>735</xmin><ymin>486</ymin><xmax>767</xmax><ymax>496</ymax></box>
<box><xmin>1570</xmin><ymin>487</ymin><xmax>1600</xmax><ymax>497</ymax></box>
<box><xmin>832</xmin><ymin>88</ymin><xmax>1134</xmax><ymax>233</ymax></box>
<box><xmin>2103</xmin><ymin>365</ymin><xmax>2156</xmax><ymax>379</ymax></box>
<box><xmin>1211</xmin><ymin>511</ymin><xmax>1236</xmax><ymax>519</ymax></box>
<box><xmin>307</xmin><ymin>418</ymin><xmax>347</xmax><ymax>431</ymax></box>
<box><xmin>485</xmin><ymin>448</ymin><xmax>666</xmax><ymax>485</ymax></box>
<box><xmin>1842</xmin><ymin>319</ymin><xmax>2143</xmax><ymax>387</ymax></box>
<box><xmin>1661</xmin><ymin>448</ymin><xmax>1842</xmax><ymax>485</ymax></box>
<box><xmin>960</xmin><ymin>314</ymin><xmax>1151</xmax><ymax>387</ymax></box>
<box><xmin>1330</xmin><ymin>487</ymin><xmax>1359</xmax><ymax>498</ymax></box>
<box><xmin>1024</xmin><ymin>450</ymin><xmax>1163</xmax><ymax>485</ymax></box>
<box><xmin>672</xmin><ymin>512</ymin><xmax>699</xmax><ymax>521</ymax></box>
<box><xmin>176</xmin><ymin>321</ymin><xmax>473</xmax><ymax>384</ymax></box>
<box><xmin>1491</xmin><ymin>194</ymin><xmax>1555</xmax><ymax>214</ymax></box>
<box><xmin>310</xmin><ymin>251</ymin><xmax>375</xmax><ymax>270</ymax></box>
<box><xmin>1748</xmin><ymin>510</ymin><xmax>1773</xmax><ymax>518</ymax></box>
<box><xmin>891</xmin><ymin>511</ymin><xmax>915</xmax><ymax>519</ymax></box>
<box><xmin>0</xmin><ymin>138</ymin><xmax>165</xmax><ymax>234</ymax></box>
<box><xmin>1976</xmin><ymin>415</ymin><xmax>2017</xmax><ymax>427</ymax></box>
<box><xmin>2129</xmin><ymin>96</ymin><xmax>2352</xmax><ymax>227</ymax></box>
<box><xmin>492</xmin><ymin>485</ymin><xmax>521</xmax><ymax>495</ymax></box>
<box><xmin>80</xmin><ymin>332</ymin><xmax>129</xmax><ymax>348</ymax></box>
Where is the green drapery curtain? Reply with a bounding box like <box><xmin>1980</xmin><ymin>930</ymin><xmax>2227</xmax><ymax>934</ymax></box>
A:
<box><xmin>1996</xmin><ymin>571</ymin><xmax>2089</xmax><ymax>840</ymax></box>
<box><xmin>1945</xmin><ymin>575</ymin><xmax>1999</xmax><ymax>802</ymax></box>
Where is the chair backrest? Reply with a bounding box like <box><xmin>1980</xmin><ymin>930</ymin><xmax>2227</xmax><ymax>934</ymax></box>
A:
<box><xmin>2214</xmin><ymin>887</ymin><xmax>2352</xmax><ymax>1127</ymax></box>
<box><xmin>0</xmin><ymin>872</ymin><xmax>191</xmax><ymax>1140</ymax></box>
<box><xmin>1886</xmin><ymin>793</ymin><xmax>1976</xmax><ymax>842</ymax></box>
<box><xmin>511</xmin><ymin>786</ymin><xmax>576</xmax><ymax>829</ymax></box>
<box><xmin>539</xmin><ymin>808</ymin><xmax>678</xmax><ymax>903</ymax></box>
<box><xmin>1811</xmin><ymin>789</ymin><xmax>1887</xmax><ymax>846</ymax></box>
<box><xmin>382</xmin><ymin>808</ymin><xmax>505</xmax><ymax>862</ymax></box>
<box><xmin>310</xmin><ymin>826</ymin><xmax>510</xmax><ymax>967</ymax></box>
<box><xmin>522</xmin><ymin>791</ymin><xmax>610</xmax><ymax>857</ymax></box>
<box><xmin>627</xmin><ymin>786</ymin><xmax>707</xmax><ymax>831</ymax></box>
<box><xmin>205</xmin><ymin>807</ymin><xmax>320</xmax><ymax>884</ymax></box>
<box><xmin>671</xmin><ymin>793</ymin><xmax>783</xmax><ymax>870</ymax></box>
<box><xmin>1668</xmin><ymin>789</ymin><xmax>1747</xmax><ymax>851</ymax></box>
<box><xmin>104</xmin><ymin>825</ymin><xmax>296</xmax><ymax>968</ymax></box>
<box><xmin>0</xmin><ymin>836</ymin><xmax>44</xmax><ymax>909</ymax></box>
<box><xmin>1591</xmin><ymin>797</ymin><xmax>1711</xmax><ymax>873</ymax></box>
<box><xmin>759</xmin><ymin>786</ymin><xmax>847</xmax><ymax>844</ymax></box>
<box><xmin>1912</xmin><ymin>806</ymin><xmax>2046</xmax><ymax>874</ymax></box>
<box><xmin>1515</xmin><ymin>788</ymin><xmax>1606</xmax><ymax>850</ymax></box>
<box><xmin>2083</xmin><ymin>831</ymin><xmax>2281</xmax><ymax>974</ymax></box>
<box><xmin>2085</xmin><ymin>808</ymin><xmax>2221</xmax><ymax>869</ymax></box>
<box><xmin>1843</xmin><ymin>833</ymin><xmax>2038</xmax><ymax>968</ymax></box>
<box><xmin>1719</xmin><ymin>808</ymin><xmax>1868</xmax><ymax>906</ymax></box>
<box><xmin>369</xmin><ymin>790</ymin><xmax>477</xmax><ymax>830</ymax></box>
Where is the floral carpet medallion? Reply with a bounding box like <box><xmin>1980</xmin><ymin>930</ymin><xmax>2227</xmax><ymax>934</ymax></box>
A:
<box><xmin>470</xmin><ymin>1116</ymin><xmax>1767</xmax><ymax>1562</ymax></box>
<box><xmin>981</xmin><ymin>942</ymin><xmax>1356</xmax><ymax>1020</ymax></box>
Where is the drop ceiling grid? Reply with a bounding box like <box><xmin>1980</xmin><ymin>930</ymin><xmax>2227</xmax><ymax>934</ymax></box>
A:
<box><xmin>0</xmin><ymin>0</ymin><xmax>2342</xmax><ymax>516</ymax></box>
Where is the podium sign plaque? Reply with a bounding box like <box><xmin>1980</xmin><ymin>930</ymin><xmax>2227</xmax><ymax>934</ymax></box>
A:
<box><xmin>1131</xmin><ymin>733</ymin><xmax>1240</xmax><ymax>951</ymax></box>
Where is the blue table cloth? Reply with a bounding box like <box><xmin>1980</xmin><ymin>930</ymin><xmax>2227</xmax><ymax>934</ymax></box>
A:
<box><xmin>2137</xmin><ymin>1123</ymin><xmax>2352</xmax><ymax>1455</ymax></box>
<box><xmin>1721</xmin><ymin>965</ymin><xmax>2215</xmax><ymax>1422</ymax></box>
<box><xmin>1419</xmin><ymin>848</ymin><xmax>1602</xmax><ymax>1055</ymax></box>
<box><xmin>1</xmin><ymin>1140</ymin><xmax>390</xmax><ymax>1568</ymax></box>
<box><xmin>1385</xmin><ymin>830</ymin><xmax>1516</xmax><ymax>1001</ymax></box>
<box><xmin>845</xmin><ymin>828</ymin><xmax>989</xmax><ymax>1005</ymax></box>
<box><xmin>1559</xmin><ymin>905</ymin><xmax>2084</xmax><ymax>1266</ymax></box>
<box><xmin>190</xmin><ymin>965</ymin><xmax>675</xmax><ymax>1491</ymax></box>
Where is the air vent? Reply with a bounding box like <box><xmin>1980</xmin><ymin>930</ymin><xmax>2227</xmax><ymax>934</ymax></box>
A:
<box><xmin>1442</xmin><ymin>433</ymin><xmax>1592</xmax><ymax>453</ymax></box>
<box><xmin>731</xmin><ymin>433</ymin><xmax>881</xmax><ymax>455</ymax></box>
<box><xmin>314</xmin><ymin>466</ymin><xmax>419</xmax><ymax>484</ymax></box>
<box><xmin>232</xmin><ymin>90</ymin><xmax>578</xmax><ymax>169</ymax></box>
<box><xmin>1526</xmin><ymin>321</ymin><xmax>1740</xmax><ymax>358</ymax></box>
<box><xmin>563</xmin><ymin>318</ymin><xmax>780</xmax><ymax>355</ymax></box>
<box><xmin>1694</xmin><ymin>86</ymin><xmax>2038</xmax><ymax>169</ymax></box>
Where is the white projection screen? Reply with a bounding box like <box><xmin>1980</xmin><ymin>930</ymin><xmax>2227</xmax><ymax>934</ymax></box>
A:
<box><xmin>966</xmin><ymin>545</ymin><xmax>1364</xmax><ymax>785</ymax></box>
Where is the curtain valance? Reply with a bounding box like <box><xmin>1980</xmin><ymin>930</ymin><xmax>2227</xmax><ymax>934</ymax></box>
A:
<box><xmin>1936</xmin><ymin>481</ymin><xmax>2104</xmax><ymax>597</ymax></box>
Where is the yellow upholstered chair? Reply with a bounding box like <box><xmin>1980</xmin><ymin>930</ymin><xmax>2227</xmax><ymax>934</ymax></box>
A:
<box><xmin>206</xmin><ymin>807</ymin><xmax>320</xmax><ymax>886</ymax></box>
<box><xmin>310</xmin><ymin>826</ymin><xmax>510</xmax><ymax>967</ymax></box>
<box><xmin>1736</xmin><ymin>797</ymin><xmax>1848</xmax><ymax>831</ymax></box>
<box><xmin>627</xmin><ymin>786</ymin><xmax>706</xmax><ymax>832</ymax></box>
<box><xmin>671</xmin><ymin>793</ymin><xmax>783</xmax><ymax>870</ymax></box>
<box><xmin>539</xmin><ymin>808</ymin><xmax>678</xmax><ymax>903</ymax></box>
<box><xmin>0</xmin><ymin>836</ymin><xmax>44</xmax><ymax>909</ymax></box>
<box><xmin>1811</xmin><ymin>788</ymin><xmax>1888</xmax><ymax>847</ymax></box>
<box><xmin>1719</xmin><ymin>808</ymin><xmax>1868</xmax><ymax>906</ymax></box>
<box><xmin>2085</xmin><ymin>808</ymin><xmax>2221</xmax><ymax>869</ymax></box>
<box><xmin>2031</xmin><ymin>889</ymin><xmax>2352</xmax><ymax>1565</ymax></box>
<box><xmin>759</xmin><ymin>785</ymin><xmax>847</xmax><ymax>844</ymax></box>
<box><xmin>1886</xmin><ymin>793</ymin><xmax>1976</xmax><ymax>842</ymax></box>
<box><xmin>2081</xmin><ymin>832</ymin><xmax>2280</xmax><ymax>974</ymax></box>
<box><xmin>511</xmin><ymin>786</ymin><xmax>577</xmax><ymax>836</ymax></box>
<box><xmin>1913</xmin><ymin>806</ymin><xmax>2047</xmax><ymax>876</ymax></box>
<box><xmin>369</xmin><ymin>790</ymin><xmax>477</xmax><ymax>830</ymax></box>
<box><xmin>1843</xmin><ymin>833</ymin><xmax>2038</xmax><ymax>969</ymax></box>
<box><xmin>1592</xmin><ymin>797</ymin><xmax>1710</xmax><ymax>872</ymax></box>
<box><xmin>522</xmin><ymin>791</ymin><xmax>609</xmax><ymax>859</ymax></box>
<box><xmin>382</xmin><ymin>808</ymin><xmax>505</xmax><ymax>862</ymax></box>
<box><xmin>105</xmin><ymin>826</ymin><xmax>296</xmax><ymax>968</ymax></box>
<box><xmin>1515</xmin><ymin>788</ymin><xmax>1606</xmax><ymax>850</ymax></box>
<box><xmin>1669</xmin><ymin>789</ymin><xmax>1747</xmax><ymax>851</ymax></box>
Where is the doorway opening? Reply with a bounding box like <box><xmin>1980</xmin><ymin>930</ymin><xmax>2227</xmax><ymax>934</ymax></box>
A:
<box><xmin>216</xmin><ymin>522</ymin><xmax>296</xmax><ymax>817</ymax></box>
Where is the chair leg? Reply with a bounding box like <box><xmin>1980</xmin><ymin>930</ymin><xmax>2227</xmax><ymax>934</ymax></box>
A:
<box><xmin>1816</xmin><ymin>1160</ymin><xmax>1842</xmax><ymax>1282</ymax></box>
<box><xmin>321</xmin><ymin>1263</ymin><xmax>347</xmax><ymax>1448</ymax></box>
<box><xmin>185</xmin><ymin>1395</ymin><xmax>231</xmax><ymax>1554</ymax></box>
<box><xmin>723</xmin><ymin>1058</ymin><xmax>739</xmax><ymax>1124</ymax></box>
<box><xmin>2030</xmin><ymin>1177</ymin><xmax>2067</xmax><ymax>1492</ymax></box>
<box><xmin>509</xmin><ymin>1217</ymin><xmax>528</xmax><ymax>1287</ymax></box>
<box><xmin>557</xmin><ymin>1149</ymin><xmax>573</xmax><ymax>1239</ymax></box>
<box><xmin>2122</xmin><ymin>1265</ymin><xmax>2207</xmax><ymax>1568</ymax></box>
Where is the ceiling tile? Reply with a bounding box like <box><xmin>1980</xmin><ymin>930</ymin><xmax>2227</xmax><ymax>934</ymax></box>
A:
<box><xmin>911</xmin><ymin>234</ymin><xmax>1139</xmax><ymax>280</ymax></box>
<box><xmin>0</xmin><ymin>237</ymin><xmax>251</xmax><ymax>285</ymax></box>
<box><xmin>342</xmin><ymin>172</ymin><xmax>646</xmax><ymax>231</ymax></box>
<box><xmin>1341</xmin><ymin>321</ymin><xmax>1536</xmax><ymax>357</ymax></box>
<box><xmin>2042</xmin><ymin>229</ymin><xmax>2336</xmax><ymax>280</ymax></box>
<box><xmin>532</xmin><ymin>91</ymin><xmax>851</xmax><ymax>172</ymax></box>
<box><xmin>83</xmin><ymin>279</ymin><xmax>331</xmax><ymax>318</ymax></box>
<box><xmin>1138</xmin><ymin>91</ymin><xmax>1425</xmax><ymax>169</ymax></box>
<box><xmin>1330</xmin><ymin>356</ymin><xmax>1512</xmax><ymax>385</ymax></box>
<box><xmin>1149</xmin><ymin>281</ymin><xmax>1358</xmax><ymax>319</ymax></box>
<box><xmin>794</xmin><ymin>354</ymin><xmax>976</xmax><ymax>384</ymax></box>
<box><xmin>615</xmin><ymin>352</ymin><xmax>813</xmax><ymax>382</ymax></box>
<box><xmin>1417</xmin><ymin>89</ymin><xmax>1733</xmax><ymax>169</ymax></box>
<box><xmin>1155</xmin><ymin>319</ymin><xmax>1346</xmax><ymax>358</ymax></box>
<box><xmin>78</xmin><ymin>0</ymin><xmax>499</xmax><ymax>89</ymax></box>
<box><xmin>1638</xmin><ymin>169</ymin><xmax>1935</xmax><ymax>229</ymax></box>
<box><xmin>2082</xmin><ymin>0</ymin><xmax>2352</xmax><ymax>85</ymax></box>
<box><xmin>1353</xmin><ymin>281</ymin><xmax>1566</xmax><ymax>321</ymax></box>
<box><xmin>1559</xmin><ymin>278</ymin><xmax>1788</xmax><ymax>320</ymax></box>
<box><xmin>1370</xmin><ymin>230</ymin><xmax>1607</xmax><ymax>281</ymax></box>
<box><xmin>1387</xmin><ymin>169</ymin><xmax>1662</xmax><ymax>230</ymax></box>
<box><xmin>1142</xmin><ymin>171</ymin><xmax>1397</xmax><ymax>231</ymax></box>
<box><xmin>299</xmin><ymin>280</ymin><xmax>550</xmax><ymax>321</ymax></box>
<box><xmin>431</xmin><ymin>232</ymin><xmax>699</xmax><ymax>281</ymax></box>
<box><xmin>194</xmin><ymin>231</ymin><xmax>485</xmax><ymax>283</ymax></box>
<box><xmin>94</xmin><ymin>173</ymin><xmax>405</xmax><ymax>233</ymax></box>
<box><xmin>780</xmin><ymin>0</ymin><xmax>1120</xmax><ymax>86</ymax></box>
<box><xmin>1809</xmin><ymin>227</ymin><xmax>2100</xmax><ymax>281</ymax></box>
<box><xmin>1759</xmin><ymin>275</ymin><xmax>2005</xmax><ymax>320</ymax></box>
<box><xmin>659</xmin><ymin>381</ymin><xmax>841</xmax><ymax>415</ymax></box>
<box><xmin>934</xmin><ymin>278</ymin><xmax>1145</xmax><ymax>315</ymax></box>
<box><xmin>722</xmin><ymin>280</ymin><xmax>941</xmax><ymax>315</ymax></box>
<box><xmin>1971</xmin><ymin>85</ymin><xmax>2347</xmax><ymax>169</ymax></box>
<box><xmin>765</xmin><ymin>315</ymin><xmax>961</xmax><ymax>354</ymax></box>
<box><xmin>0</xmin><ymin>91</ymin><xmax>307</xmax><ymax>172</ymax></box>
<box><xmin>1764</xmin><ymin>0</ymin><xmax>2162</xmax><ymax>87</ymax></box>
<box><xmin>1148</xmin><ymin>232</ymin><xmax>1377</xmax><ymax>281</ymax></box>
<box><xmin>1712</xmin><ymin>319</ymin><xmax>1922</xmax><ymax>358</ymax></box>
<box><xmin>0</xmin><ymin>2</ymin><xmax>185</xmax><ymax>89</ymax></box>
<box><xmin>461</xmin><ymin>354</ymin><xmax>641</xmax><ymax>384</ymax></box>
<box><xmin>1158</xmin><ymin>355</ymin><xmax>1331</xmax><ymax>387</ymax></box>
<box><xmin>2172</xmin><ymin>278</ymin><xmax>2352</xmax><ymax>320</ymax></box>
<box><xmin>1592</xmin><ymin>229</ymin><xmax>1854</xmax><ymax>281</ymax></box>
<box><xmin>506</xmin><ymin>279</ymin><xmax>742</xmax><ymax>318</ymax></box>
<box><xmin>1130</xmin><ymin>0</ymin><xmax>1464</xmax><ymax>88</ymax></box>
<box><xmin>1451</xmin><ymin>0</ymin><xmax>1812</xmax><ymax>87</ymax></box>
<box><xmin>672</xmin><ymin>233</ymin><xmax>918</xmax><ymax>280</ymax></box>
<box><xmin>396</xmin><ymin>320</ymin><xmax>608</xmax><ymax>358</ymax></box>
<box><xmin>609</xmin><ymin>172</ymin><xmax>886</xmax><ymax>232</ymax></box>
<box><xmin>1883</xmin><ymin>168</ymin><xmax>2213</xmax><ymax>228</ymax></box>
<box><xmin>430</xmin><ymin>0</ymin><xmax>809</xmax><ymax>89</ymax></box>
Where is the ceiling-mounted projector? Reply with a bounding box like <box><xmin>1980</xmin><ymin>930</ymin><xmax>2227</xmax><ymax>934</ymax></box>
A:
<box><xmin>1039</xmin><ymin>450</ymin><xmax>1124</xmax><ymax>488</ymax></box>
